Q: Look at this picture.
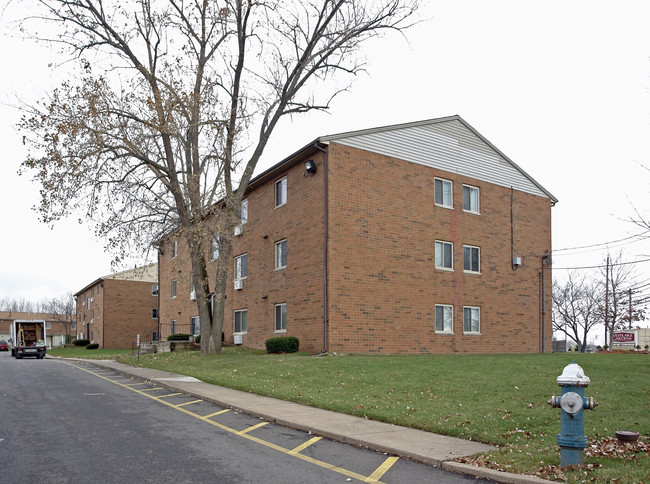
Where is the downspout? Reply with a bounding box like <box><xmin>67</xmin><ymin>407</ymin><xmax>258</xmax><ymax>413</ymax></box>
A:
<box><xmin>541</xmin><ymin>253</ymin><xmax>549</xmax><ymax>353</ymax></box>
<box><xmin>314</xmin><ymin>143</ymin><xmax>328</xmax><ymax>354</ymax></box>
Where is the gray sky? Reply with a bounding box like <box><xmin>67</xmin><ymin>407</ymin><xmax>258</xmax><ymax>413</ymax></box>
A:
<box><xmin>2</xmin><ymin>1</ymin><xmax>650</xmax><ymax>334</ymax></box>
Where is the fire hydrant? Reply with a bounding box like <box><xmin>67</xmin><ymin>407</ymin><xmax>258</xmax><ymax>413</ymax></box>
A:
<box><xmin>548</xmin><ymin>361</ymin><xmax>597</xmax><ymax>468</ymax></box>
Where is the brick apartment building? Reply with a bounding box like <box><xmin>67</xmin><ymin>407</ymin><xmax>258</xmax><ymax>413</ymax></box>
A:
<box><xmin>0</xmin><ymin>311</ymin><xmax>71</xmax><ymax>348</ymax></box>
<box><xmin>158</xmin><ymin>116</ymin><xmax>556</xmax><ymax>354</ymax></box>
<box><xmin>74</xmin><ymin>264</ymin><xmax>159</xmax><ymax>348</ymax></box>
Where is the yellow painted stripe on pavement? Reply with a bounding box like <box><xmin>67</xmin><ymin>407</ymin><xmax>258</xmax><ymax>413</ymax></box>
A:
<box><xmin>69</xmin><ymin>363</ymin><xmax>389</xmax><ymax>484</ymax></box>
<box><xmin>289</xmin><ymin>436</ymin><xmax>322</xmax><ymax>454</ymax></box>
<box><xmin>176</xmin><ymin>399</ymin><xmax>203</xmax><ymax>407</ymax></box>
<box><xmin>202</xmin><ymin>409</ymin><xmax>231</xmax><ymax>419</ymax></box>
<box><xmin>237</xmin><ymin>421</ymin><xmax>269</xmax><ymax>435</ymax></box>
<box><xmin>138</xmin><ymin>387</ymin><xmax>163</xmax><ymax>392</ymax></box>
<box><xmin>368</xmin><ymin>456</ymin><xmax>399</xmax><ymax>482</ymax></box>
<box><xmin>158</xmin><ymin>393</ymin><xmax>183</xmax><ymax>398</ymax></box>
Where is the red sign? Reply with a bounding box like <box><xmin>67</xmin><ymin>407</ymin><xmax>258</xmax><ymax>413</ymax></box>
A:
<box><xmin>613</xmin><ymin>332</ymin><xmax>635</xmax><ymax>343</ymax></box>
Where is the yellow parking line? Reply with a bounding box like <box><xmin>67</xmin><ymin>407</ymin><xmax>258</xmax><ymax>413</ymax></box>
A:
<box><xmin>138</xmin><ymin>387</ymin><xmax>163</xmax><ymax>392</ymax></box>
<box><xmin>202</xmin><ymin>409</ymin><xmax>231</xmax><ymax>419</ymax></box>
<box><xmin>289</xmin><ymin>436</ymin><xmax>322</xmax><ymax>454</ymax></box>
<box><xmin>237</xmin><ymin>421</ymin><xmax>269</xmax><ymax>435</ymax></box>
<box><xmin>176</xmin><ymin>399</ymin><xmax>203</xmax><ymax>407</ymax></box>
<box><xmin>71</xmin><ymin>363</ymin><xmax>389</xmax><ymax>484</ymax></box>
<box><xmin>157</xmin><ymin>393</ymin><xmax>183</xmax><ymax>398</ymax></box>
<box><xmin>368</xmin><ymin>456</ymin><xmax>399</xmax><ymax>482</ymax></box>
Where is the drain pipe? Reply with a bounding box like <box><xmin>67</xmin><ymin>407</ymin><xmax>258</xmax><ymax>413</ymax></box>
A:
<box><xmin>314</xmin><ymin>142</ymin><xmax>329</xmax><ymax>354</ymax></box>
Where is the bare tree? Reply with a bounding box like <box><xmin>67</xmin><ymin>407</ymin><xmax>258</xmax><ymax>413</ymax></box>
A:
<box><xmin>0</xmin><ymin>297</ymin><xmax>36</xmax><ymax>313</ymax></box>
<box><xmin>41</xmin><ymin>293</ymin><xmax>77</xmax><ymax>343</ymax></box>
<box><xmin>17</xmin><ymin>0</ymin><xmax>420</xmax><ymax>354</ymax></box>
<box><xmin>552</xmin><ymin>273</ymin><xmax>601</xmax><ymax>352</ymax></box>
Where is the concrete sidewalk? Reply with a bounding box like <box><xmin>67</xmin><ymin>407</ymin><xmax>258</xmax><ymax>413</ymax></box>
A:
<box><xmin>69</xmin><ymin>358</ymin><xmax>551</xmax><ymax>484</ymax></box>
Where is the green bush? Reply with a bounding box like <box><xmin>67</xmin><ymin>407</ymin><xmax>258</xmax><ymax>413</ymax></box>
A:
<box><xmin>265</xmin><ymin>336</ymin><xmax>299</xmax><ymax>354</ymax></box>
<box><xmin>167</xmin><ymin>333</ymin><xmax>191</xmax><ymax>341</ymax></box>
<box><xmin>194</xmin><ymin>334</ymin><xmax>201</xmax><ymax>343</ymax></box>
<box><xmin>73</xmin><ymin>339</ymin><xmax>90</xmax><ymax>347</ymax></box>
<box><xmin>86</xmin><ymin>343</ymin><xmax>100</xmax><ymax>350</ymax></box>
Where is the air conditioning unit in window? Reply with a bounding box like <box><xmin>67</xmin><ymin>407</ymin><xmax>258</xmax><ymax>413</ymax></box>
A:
<box><xmin>190</xmin><ymin>290</ymin><xmax>196</xmax><ymax>300</ymax></box>
<box><xmin>233</xmin><ymin>334</ymin><xmax>243</xmax><ymax>345</ymax></box>
<box><xmin>234</xmin><ymin>279</ymin><xmax>243</xmax><ymax>290</ymax></box>
<box><xmin>234</xmin><ymin>225</ymin><xmax>242</xmax><ymax>236</ymax></box>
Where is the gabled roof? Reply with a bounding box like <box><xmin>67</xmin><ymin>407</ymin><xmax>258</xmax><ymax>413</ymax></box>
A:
<box><xmin>74</xmin><ymin>263</ymin><xmax>158</xmax><ymax>297</ymax></box>
<box><xmin>318</xmin><ymin>115</ymin><xmax>557</xmax><ymax>203</ymax></box>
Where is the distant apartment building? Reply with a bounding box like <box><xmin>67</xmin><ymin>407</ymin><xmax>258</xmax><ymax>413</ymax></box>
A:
<box><xmin>74</xmin><ymin>264</ymin><xmax>159</xmax><ymax>348</ymax></box>
<box><xmin>158</xmin><ymin>116</ymin><xmax>556</xmax><ymax>354</ymax></box>
<box><xmin>0</xmin><ymin>311</ymin><xmax>71</xmax><ymax>348</ymax></box>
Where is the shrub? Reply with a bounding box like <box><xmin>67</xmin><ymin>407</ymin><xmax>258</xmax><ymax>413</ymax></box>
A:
<box><xmin>73</xmin><ymin>339</ymin><xmax>90</xmax><ymax>347</ymax></box>
<box><xmin>194</xmin><ymin>334</ymin><xmax>201</xmax><ymax>343</ymax></box>
<box><xmin>265</xmin><ymin>336</ymin><xmax>299</xmax><ymax>354</ymax></box>
<box><xmin>167</xmin><ymin>333</ymin><xmax>191</xmax><ymax>341</ymax></box>
<box><xmin>86</xmin><ymin>343</ymin><xmax>99</xmax><ymax>350</ymax></box>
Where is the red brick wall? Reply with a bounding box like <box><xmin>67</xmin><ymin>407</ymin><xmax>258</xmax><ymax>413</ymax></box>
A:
<box><xmin>326</xmin><ymin>143</ymin><xmax>553</xmax><ymax>354</ymax></box>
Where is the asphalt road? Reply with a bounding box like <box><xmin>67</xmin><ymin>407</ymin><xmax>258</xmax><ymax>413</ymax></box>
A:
<box><xmin>0</xmin><ymin>353</ymin><xmax>489</xmax><ymax>483</ymax></box>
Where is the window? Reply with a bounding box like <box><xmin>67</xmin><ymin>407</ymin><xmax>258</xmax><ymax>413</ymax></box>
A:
<box><xmin>234</xmin><ymin>254</ymin><xmax>248</xmax><ymax>280</ymax></box>
<box><xmin>190</xmin><ymin>316</ymin><xmax>200</xmax><ymax>336</ymax></box>
<box><xmin>275</xmin><ymin>239</ymin><xmax>287</xmax><ymax>270</ymax></box>
<box><xmin>234</xmin><ymin>309</ymin><xmax>248</xmax><ymax>333</ymax></box>
<box><xmin>275</xmin><ymin>303</ymin><xmax>287</xmax><ymax>332</ymax></box>
<box><xmin>152</xmin><ymin>308</ymin><xmax>158</xmax><ymax>319</ymax></box>
<box><xmin>190</xmin><ymin>272</ymin><xmax>196</xmax><ymax>299</ymax></box>
<box><xmin>435</xmin><ymin>241</ymin><xmax>453</xmax><ymax>270</ymax></box>
<box><xmin>45</xmin><ymin>322</ymin><xmax>51</xmax><ymax>330</ymax></box>
<box><xmin>71</xmin><ymin>323</ymin><xmax>76</xmax><ymax>331</ymax></box>
<box><xmin>275</xmin><ymin>177</ymin><xmax>287</xmax><ymax>207</ymax></box>
<box><xmin>171</xmin><ymin>279</ymin><xmax>177</xmax><ymax>298</ymax></box>
<box><xmin>172</xmin><ymin>239</ymin><xmax>178</xmax><ymax>258</ymax></box>
<box><xmin>434</xmin><ymin>177</ymin><xmax>452</xmax><ymax>208</ymax></box>
<box><xmin>463</xmin><ymin>307</ymin><xmax>480</xmax><ymax>334</ymax></box>
<box><xmin>152</xmin><ymin>284</ymin><xmax>159</xmax><ymax>296</ymax></box>
<box><xmin>238</xmin><ymin>199</ymin><xmax>248</xmax><ymax>225</ymax></box>
<box><xmin>463</xmin><ymin>185</ymin><xmax>480</xmax><ymax>213</ymax></box>
<box><xmin>463</xmin><ymin>245</ymin><xmax>480</xmax><ymax>273</ymax></box>
<box><xmin>171</xmin><ymin>319</ymin><xmax>177</xmax><ymax>334</ymax></box>
<box><xmin>435</xmin><ymin>305</ymin><xmax>453</xmax><ymax>333</ymax></box>
<box><xmin>210</xmin><ymin>236</ymin><xmax>220</xmax><ymax>261</ymax></box>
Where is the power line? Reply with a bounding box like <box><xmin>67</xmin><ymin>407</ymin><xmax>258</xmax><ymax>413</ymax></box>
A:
<box><xmin>552</xmin><ymin>257</ymin><xmax>650</xmax><ymax>271</ymax></box>
<box><xmin>552</xmin><ymin>231</ymin><xmax>650</xmax><ymax>254</ymax></box>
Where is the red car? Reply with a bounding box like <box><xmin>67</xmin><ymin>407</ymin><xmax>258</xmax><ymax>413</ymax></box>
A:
<box><xmin>0</xmin><ymin>340</ymin><xmax>8</xmax><ymax>351</ymax></box>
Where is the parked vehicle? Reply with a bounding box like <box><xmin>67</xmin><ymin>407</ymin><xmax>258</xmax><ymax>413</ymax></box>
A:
<box><xmin>10</xmin><ymin>320</ymin><xmax>46</xmax><ymax>359</ymax></box>
<box><xmin>0</xmin><ymin>340</ymin><xmax>8</xmax><ymax>351</ymax></box>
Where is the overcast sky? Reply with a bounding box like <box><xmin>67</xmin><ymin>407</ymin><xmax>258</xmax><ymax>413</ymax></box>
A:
<box><xmin>2</xmin><ymin>1</ymin><xmax>650</xmax><ymax>335</ymax></box>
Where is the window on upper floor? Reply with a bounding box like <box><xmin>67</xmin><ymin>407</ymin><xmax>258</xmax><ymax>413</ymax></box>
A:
<box><xmin>435</xmin><ymin>304</ymin><xmax>453</xmax><ymax>333</ymax></box>
<box><xmin>71</xmin><ymin>323</ymin><xmax>77</xmax><ymax>330</ymax></box>
<box><xmin>152</xmin><ymin>284</ymin><xmax>159</xmax><ymax>296</ymax></box>
<box><xmin>463</xmin><ymin>184</ymin><xmax>480</xmax><ymax>214</ymax></box>
<box><xmin>234</xmin><ymin>309</ymin><xmax>248</xmax><ymax>334</ymax></box>
<box><xmin>45</xmin><ymin>322</ymin><xmax>51</xmax><ymax>330</ymax></box>
<box><xmin>434</xmin><ymin>177</ymin><xmax>452</xmax><ymax>208</ymax></box>
<box><xmin>463</xmin><ymin>245</ymin><xmax>480</xmax><ymax>273</ymax></box>
<box><xmin>172</xmin><ymin>239</ymin><xmax>178</xmax><ymax>258</ymax></box>
<box><xmin>275</xmin><ymin>239</ymin><xmax>287</xmax><ymax>270</ymax></box>
<box><xmin>435</xmin><ymin>240</ymin><xmax>453</xmax><ymax>270</ymax></box>
<box><xmin>275</xmin><ymin>303</ymin><xmax>287</xmax><ymax>332</ymax></box>
<box><xmin>152</xmin><ymin>308</ymin><xmax>158</xmax><ymax>319</ymax></box>
<box><xmin>238</xmin><ymin>199</ymin><xmax>248</xmax><ymax>224</ymax></box>
<box><xmin>210</xmin><ymin>236</ymin><xmax>221</xmax><ymax>261</ymax></box>
<box><xmin>234</xmin><ymin>254</ymin><xmax>248</xmax><ymax>280</ymax></box>
<box><xmin>275</xmin><ymin>177</ymin><xmax>287</xmax><ymax>208</ymax></box>
<box><xmin>171</xmin><ymin>279</ymin><xmax>177</xmax><ymax>298</ymax></box>
<box><xmin>463</xmin><ymin>306</ymin><xmax>480</xmax><ymax>334</ymax></box>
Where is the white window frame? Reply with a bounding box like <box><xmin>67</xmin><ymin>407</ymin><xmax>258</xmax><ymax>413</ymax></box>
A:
<box><xmin>238</xmin><ymin>199</ymin><xmax>248</xmax><ymax>225</ymax></box>
<box><xmin>435</xmin><ymin>240</ymin><xmax>453</xmax><ymax>270</ymax></box>
<box><xmin>463</xmin><ymin>306</ymin><xmax>481</xmax><ymax>334</ymax></box>
<box><xmin>190</xmin><ymin>316</ymin><xmax>200</xmax><ymax>336</ymax></box>
<box><xmin>435</xmin><ymin>305</ymin><xmax>453</xmax><ymax>334</ymax></box>
<box><xmin>171</xmin><ymin>279</ymin><xmax>177</xmax><ymax>299</ymax></box>
<box><xmin>45</xmin><ymin>321</ymin><xmax>52</xmax><ymax>330</ymax></box>
<box><xmin>275</xmin><ymin>177</ymin><xmax>287</xmax><ymax>208</ymax></box>
<box><xmin>462</xmin><ymin>184</ymin><xmax>480</xmax><ymax>214</ymax></box>
<box><xmin>71</xmin><ymin>323</ymin><xmax>76</xmax><ymax>331</ymax></box>
<box><xmin>434</xmin><ymin>177</ymin><xmax>453</xmax><ymax>208</ymax></box>
<box><xmin>234</xmin><ymin>309</ymin><xmax>248</xmax><ymax>334</ymax></box>
<box><xmin>171</xmin><ymin>319</ymin><xmax>177</xmax><ymax>334</ymax></box>
<box><xmin>234</xmin><ymin>253</ymin><xmax>248</xmax><ymax>280</ymax></box>
<box><xmin>463</xmin><ymin>245</ymin><xmax>481</xmax><ymax>274</ymax></box>
<box><xmin>172</xmin><ymin>239</ymin><xmax>178</xmax><ymax>259</ymax></box>
<box><xmin>275</xmin><ymin>303</ymin><xmax>287</xmax><ymax>333</ymax></box>
<box><xmin>275</xmin><ymin>239</ymin><xmax>287</xmax><ymax>270</ymax></box>
<box><xmin>210</xmin><ymin>236</ymin><xmax>220</xmax><ymax>261</ymax></box>
<box><xmin>152</xmin><ymin>284</ymin><xmax>159</xmax><ymax>296</ymax></box>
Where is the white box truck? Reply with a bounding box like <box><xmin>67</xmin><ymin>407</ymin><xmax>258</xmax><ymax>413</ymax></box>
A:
<box><xmin>10</xmin><ymin>319</ymin><xmax>46</xmax><ymax>359</ymax></box>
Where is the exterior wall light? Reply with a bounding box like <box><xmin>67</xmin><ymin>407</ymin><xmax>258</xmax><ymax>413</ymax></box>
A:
<box><xmin>304</xmin><ymin>159</ymin><xmax>317</xmax><ymax>174</ymax></box>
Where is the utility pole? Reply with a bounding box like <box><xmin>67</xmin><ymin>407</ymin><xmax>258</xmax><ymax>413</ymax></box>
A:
<box><xmin>604</xmin><ymin>255</ymin><xmax>609</xmax><ymax>347</ymax></box>
<box><xmin>628</xmin><ymin>288</ymin><xmax>632</xmax><ymax>329</ymax></box>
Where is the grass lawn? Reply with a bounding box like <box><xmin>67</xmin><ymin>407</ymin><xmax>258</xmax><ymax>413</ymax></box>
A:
<box><xmin>109</xmin><ymin>349</ymin><xmax>650</xmax><ymax>482</ymax></box>
<box><xmin>48</xmin><ymin>347</ymin><xmax>133</xmax><ymax>359</ymax></box>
